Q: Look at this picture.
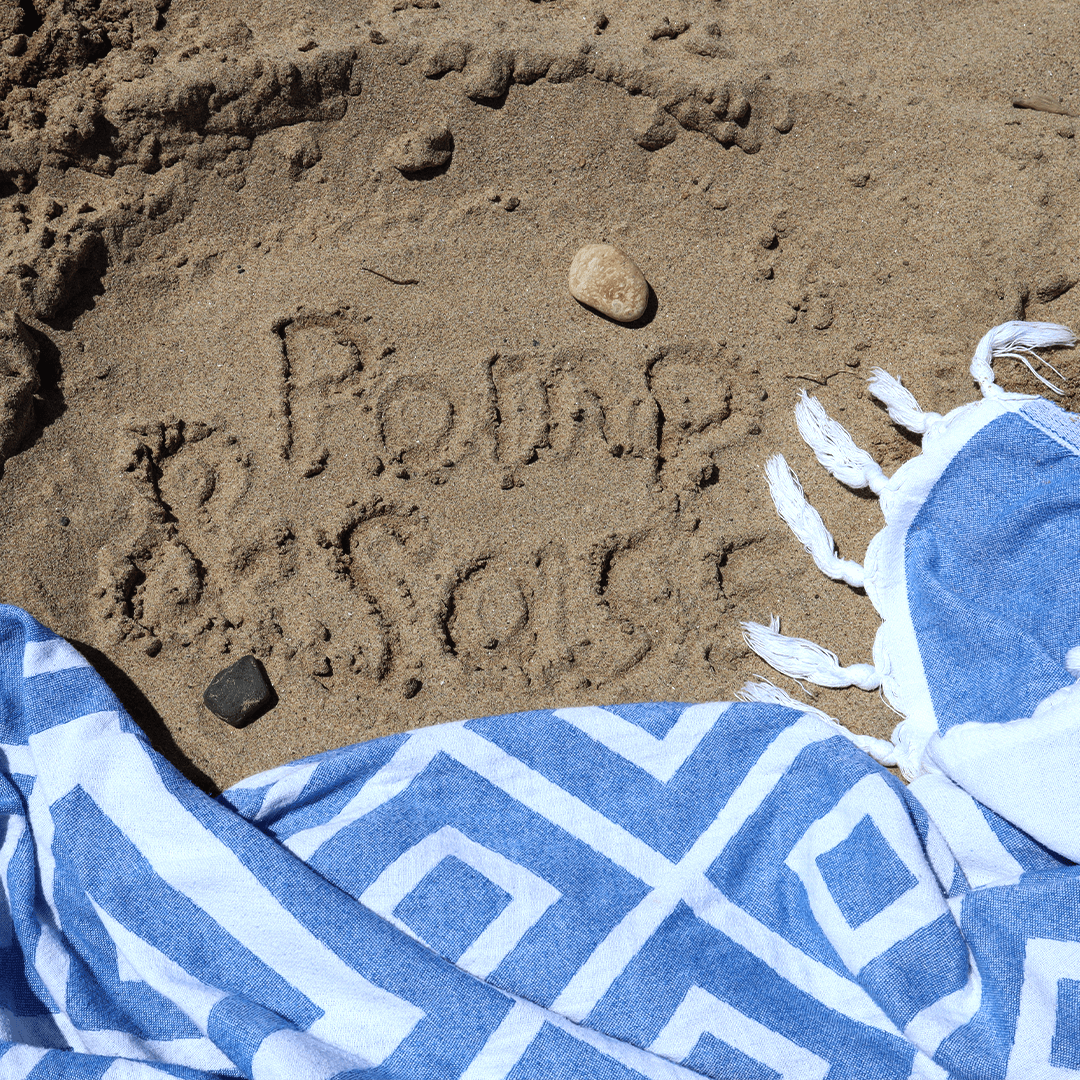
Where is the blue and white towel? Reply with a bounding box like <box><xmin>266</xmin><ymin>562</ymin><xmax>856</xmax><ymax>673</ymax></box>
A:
<box><xmin>2</xmin><ymin>320</ymin><xmax>1080</xmax><ymax>1079</ymax></box>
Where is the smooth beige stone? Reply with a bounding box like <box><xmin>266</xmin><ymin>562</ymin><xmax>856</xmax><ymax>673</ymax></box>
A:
<box><xmin>567</xmin><ymin>244</ymin><xmax>649</xmax><ymax>322</ymax></box>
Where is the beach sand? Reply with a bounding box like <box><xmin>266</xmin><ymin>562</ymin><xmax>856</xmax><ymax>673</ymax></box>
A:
<box><xmin>1</xmin><ymin>0</ymin><xmax>1078</xmax><ymax>791</ymax></box>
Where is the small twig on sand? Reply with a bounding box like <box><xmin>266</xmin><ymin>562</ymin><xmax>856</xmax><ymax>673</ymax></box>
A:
<box><xmin>782</xmin><ymin>369</ymin><xmax>860</xmax><ymax>386</ymax></box>
<box><xmin>361</xmin><ymin>267</ymin><xmax>419</xmax><ymax>285</ymax></box>
<box><xmin>1012</xmin><ymin>95</ymin><xmax>1080</xmax><ymax>118</ymax></box>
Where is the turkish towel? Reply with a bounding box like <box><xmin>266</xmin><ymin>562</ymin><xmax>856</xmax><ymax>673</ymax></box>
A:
<box><xmin>2</xmin><ymin>321</ymin><xmax>1080</xmax><ymax>1079</ymax></box>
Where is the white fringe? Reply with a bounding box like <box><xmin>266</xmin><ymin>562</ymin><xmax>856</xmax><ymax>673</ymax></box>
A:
<box><xmin>969</xmin><ymin>320</ymin><xmax>1076</xmax><ymax>397</ymax></box>
<box><xmin>742</xmin><ymin>616</ymin><xmax>882</xmax><ymax>690</ymax></box>
<box><xmin>737</xmin><ymin>677</ymin><xmax>899</xmax><ymax>767</ymax></box>
<box><xmin>795</xmin><ymin>391</ymin><xmax>888</xmax><ymax>494</ymax></box>
<box><xmin>764</xmin><ymin>455</ymin><xmax>866</xmax><ymax>588</ymax></box>
<box><xmin>866</xmin><ymin>369</ymin><xmax>942</xmax><ymax>435</ymax></box>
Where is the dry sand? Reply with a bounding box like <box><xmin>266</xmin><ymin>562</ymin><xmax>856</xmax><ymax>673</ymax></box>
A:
<box><xmin>1</xmin><ymin>0</ymin><xmax>1078</xmax><ymax>792</ymax></box>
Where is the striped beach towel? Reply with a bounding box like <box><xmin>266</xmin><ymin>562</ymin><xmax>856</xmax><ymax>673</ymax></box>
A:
<box><xmin>1</xmin><ymin>320</ymin><xmax>1079</xmax><ymax>1079</ymax></box>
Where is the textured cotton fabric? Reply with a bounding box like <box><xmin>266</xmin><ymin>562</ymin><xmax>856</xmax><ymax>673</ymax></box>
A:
<box><xmin>3</xmin><ymin>332</ymin><xmax>1080</xmax><ymax>1078</ymax></box>
<box><xmin>0</xmin><ymin>609</ymin><xmax>1074</xmax><ymax>1080</ymax></box>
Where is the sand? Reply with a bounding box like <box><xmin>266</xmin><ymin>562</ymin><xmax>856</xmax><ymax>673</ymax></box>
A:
<box><xmin>1</xmin><ymin>0</ymin><xmax>1078</xmax><ymax>792</ymax></box>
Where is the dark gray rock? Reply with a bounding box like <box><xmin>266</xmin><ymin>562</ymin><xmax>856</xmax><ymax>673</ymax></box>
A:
<box><xmin>203</xmin><ymin>655</ymin><xmax>276</xmax><ymax>727</ymax></box>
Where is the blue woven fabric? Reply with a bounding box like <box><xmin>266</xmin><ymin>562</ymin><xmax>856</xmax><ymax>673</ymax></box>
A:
<box><xmin>0</xmin><ymin>605</ymin><xmax>1076</xmax><ymax>1079</ymax></box>
<box><xmin>906</xmin><ymin>409</ymin><xmax>1080</xmax><ymax>732</ymax></box>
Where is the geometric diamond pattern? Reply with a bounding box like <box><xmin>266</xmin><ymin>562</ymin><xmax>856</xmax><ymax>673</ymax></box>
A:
<box><xmin>816</xmin><ymin>815</ymin><xmax>919</xmax><ymax>930</ymax></box>
<box><xmin>393</xmin><ymin>855</ymin><xmax>512</xmax><ymax>962</ymax></box>
<box><xmin>11</xmin><ymin>580</ymin><xmax>1077</xmax><ymax>1080</ymax></box>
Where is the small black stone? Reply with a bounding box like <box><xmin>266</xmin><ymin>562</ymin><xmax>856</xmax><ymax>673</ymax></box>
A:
<box><xmin>203</xmin><ymin>655</ymin><xmax>276</xmax><ymax>728</ymax></box>
<box><xmin>402</xmin><ymin>677</ymin><xmax>422</xmax><ymax>699</ymax></box>
<box><xmin>58</xmin><ymin>515</ymin><xmax>70</xmax><ymax>526</ymax></box>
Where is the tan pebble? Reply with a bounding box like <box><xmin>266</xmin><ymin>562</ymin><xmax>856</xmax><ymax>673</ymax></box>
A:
<box><xmin>567</xmin><ymin>244</ymin><xmax>649</xmax><ymax>322</ymax></box>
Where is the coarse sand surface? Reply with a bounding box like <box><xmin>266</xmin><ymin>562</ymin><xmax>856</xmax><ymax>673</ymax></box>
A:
<box><xmin>1</xmin><ymin>0</ymin><xmax>1078</xmax><ymax>790</ymax></box>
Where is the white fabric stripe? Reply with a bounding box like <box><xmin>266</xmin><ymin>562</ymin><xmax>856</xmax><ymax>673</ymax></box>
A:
<box><xmin>461</xmin><ymin>995</ymin><xmax>708</xmax><ymax>1080</ymax></box>
<box><xmin>458</xmin><ymin>1000</ymin><xmax>546</xmax><ymax>1080</ymax></box>
<box><xmin>683</xmin><ymin>879</ymin><xmax>903</xmax><ymax>1037</ymax></box>
<box><xmin>285</xmin><ymin>730</ymin><xmax>446</xmax><ymax>861</ymax></box>
<box><xmin>903</xmin><ymin>965</ymin><xmax>982</xmax><ymax>1057</ymax></box>
<box><xmin>91</xmin><ymin>898</ymin><xmax>230</xmax><ymax>1034</ymax></box>
<box><xmin>115</xmin><ymin>946</ymin><xmax>142</xmax><ymax>983</ymax></box>
<box><xmin>552</xmin><ymin>703</ymin><xmax>729</xmax><ymax>782</ymax></box>
<box><xmin>441</xmin><ymin>726</ymin><xmax>674</xmax><ymax>886</ymax></box>
<box><xmin>552</xmin><ymin>716</ymin><xmax>835</xmax><ymax>1020</ymax></box>
<box><xmin>29</xmin><ymin>711</ymin><xmax>424</xmax><ymax>1068</ymax></box>
<box><xmin>264</xmin><ymin>708</ymin><xmax>898</xmax><ymax>1040</ymax></box>
<box><xmin>251</xmin><ymin>1026</ymin><xmax>370</xmax><ymax>1080</ymax></box>
<box><xmin>0</xmin><ymin>743</ymin><xmax>35</xmax><ymax>775</ymax></box>
<box><xmin>923</xmin><ymin>821</ymin><xmax>959</xmax><ymax>895</ymax></box>
<box><xmin>30</xmin><ymin>944</ymin><xmax>156</xmax><ymax>1060</ymax></box>
<box><xmin>786</xmin><ymin>774</ymin><xmax>951</xmax><ymax>976</ymax></box>
<box><xmin>31</xmin><ymin>923</ymin><xmax>71</xmax><ymax>1039</ymax></box>
<box><xmin>22</xmin><ymin>639</ymin><xmax>91</xmax><ymax>678</ymax></box>
<box><xmin>678</xmin><ymin>716</ymin><xmax>833</xmax><ymax>874</ymax></box>
<box><xmin>908</xmin><ymin>773</ymin><xmax>1024</xmax><ymax>888</ymax></box>
<box><xmin>925</xmin><ymin>687</ymin><xmax>1080</xmax><ymax>864</ymax></box>
<box><xmin>1005</xmin><ymin>938</ymin><xmax>1080</xmax><ymax>1079</ymax></box>
<box><xmin>551</xmin><ymin>879</ymin><xmax>896</xmax><ymax>1038</ymax></box>
<box><xmin>650</xmin><ymin>984</ymin><xmax>829</xmax><ymax>1080</ymax></box>
<box><xmin>31</xmin><ymin>901</ymin><xmax>234</xmax><ymax>1069</ymax></box>
<box><xmin>101</xmin><ymin>1057</ymin><xmax>218</xmax><ymax>1079</ymax></box>
<box><xmin>540</xmin><ymin>998</ymin><xmax>724</xmax><ymax>1080</ymax></box>
<box><xmin>359</xmin><ymin>825</ymin><xmax>561</xmax><ymax>980</ymax></box>
<box><xmin>229</xmin><ymin>759</ymin><xmax>318</xmax><ymax>790</ymax></box>
<box><xmin>551</xmin><ymin>888</ymin><xmax>681</xmax><ymax>1022</ymax></box>
<box><xmin>25</xmin><ymin>774</ymin><xmax>61</xmax><ymax>926</ymax></box>
<box><xmin>19</xmin><ymin>699</ymin><xmax>80</xmax><ymax>1049</ymax></box>
<box><xmin>0</xmin><ymin>814</ymin><xmax>25</xmax><ymax>948</ymax></box>
<box><xmin>253</xmin><ymin>762</ymin><xmax>320</xmax><ymax>822</ymax></box>
<box><xmin>0</xmin><ymin>1044</ymin><xmax>49</xmax><ymax>1079</ymax></box>
<box><xmin>449</xmin><ymin>722</ymin><xmax>901</xmax><ymax>1037</ymax></box>
<box><xmin>1020</xmin><ymin>396</ymin><xmax>1080</xmax><ymax>456</ymax></box>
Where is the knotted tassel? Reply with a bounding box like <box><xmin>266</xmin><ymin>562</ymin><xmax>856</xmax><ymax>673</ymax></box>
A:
<box><xmin>764</xmin><ymin>455</ymin><xmax>866</xmax><ymax>588</ymax></box>
<box><xmin>737</xmin><ymin>677</ymin><xmax>899</xmax><ymax>767</ymax></box>
<box><xmin>866</xmin><ymin>369</ymin><xmax>942</xmax><ymax>435</ymax></box>
<box><xmin>969</xmin><ymin>320</ymin><xmax>1075</xmax><ymax>396</ymax></box>
<box><xmin>742</xmin><ymin>616</ymin><xmax>882</xmax><ymax>691</ymax></box>
<box><xmin>795</xmin><ymin>391</ymin><xmax>888</xmax><ymax>494</ymax></box>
